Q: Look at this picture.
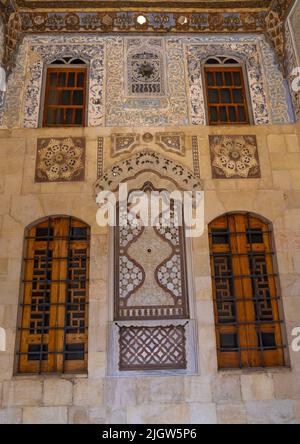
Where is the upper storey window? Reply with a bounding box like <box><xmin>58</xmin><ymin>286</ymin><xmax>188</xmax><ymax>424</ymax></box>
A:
<box><xmin>204</xmin><ymin>56</ymin><xmax>250</xmax><ymax>125</ymax></box>
<box><xmin>43</xmin><ymin>58</ymin><xmax>87</xmax><ymax>127</ymax></box>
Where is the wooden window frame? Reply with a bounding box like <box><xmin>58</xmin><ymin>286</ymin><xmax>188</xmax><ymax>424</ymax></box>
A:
<box><xmin>16</xmin><ymin>216</ymin><xmax>90</xmax><ymax>375</ymax></box>
<box><xmin>203</xmin><ymin>63</ymin><xmax>252</xmax><ymax>126</ymax></box>
<box><xmin>209</xmin><ymin>213</ymin><xmax>287</xmax><ymax>369</ymax></box>
<box><xmin>42</xmin><ymin>65</ymin><xmax>87</xmax><ymax>128</ymax></box>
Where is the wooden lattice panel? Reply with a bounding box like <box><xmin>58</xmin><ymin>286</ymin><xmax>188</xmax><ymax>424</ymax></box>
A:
<box><xmin>209</xmin><ymin>213</ymin><xmax>285</xmax><ymax>369</ymax></box>
<box><xmin>18</xmin><ymin>217</ymin><xmax>90</xmax><ymax>374</ymax></box>
<box><xmin>118</xmin><ymin>325</ymin><xmax>187</xmax><ymax>371</ymax></box>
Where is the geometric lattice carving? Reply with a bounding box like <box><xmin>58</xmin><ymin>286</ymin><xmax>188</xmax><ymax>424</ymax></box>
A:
<box><xmin>35</xmin><ymin>137</ymin><xmax>85</xmax><ymax>182</ymax></box>
<box><xmin>213</xmin><ymin>255</ymin><xmax>236</xmax><ymax>324</ymax></box>
<box><xmin>209</xmin><ymin>135</ymin><xmax>260</xmax><ymax>179</ymax></box>
<box><xmin>119</xmin><ymin>325</ymin><xmax>187</xmax><ymax>370</ymax></box>
<box><xmin>250</xmin><ymin>255</ymin><xmax>274</xmax><ymax>321</ymax></box>
<box><xmin>126</xmin><ymin>38</ymin><xmax>165</xmax><ymax>97</ymax></box>
<box><xmin>115</xmin><ymin>199</ymin><xmax>188</xmax><ymax>321</ymax></box>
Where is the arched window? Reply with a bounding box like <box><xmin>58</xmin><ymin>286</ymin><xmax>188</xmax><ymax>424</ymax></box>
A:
<box><xmin>204</xmin><ymin>56</ymin><xmax>250</xmax><ymax>125</ymax></box>
<box><xmin>208</xmin><ymin>213</ymin><xmax>286</xmax><ymax>369</ymax></box>
<box><xmin>17</xmin><ymin>216</ymin><xmax>90</xmax><ymax>374</ymax></box>
<box><xmin>43</xmin><ymin>57</ymin><xmax>87</xmax><ymax>127</ymax></box>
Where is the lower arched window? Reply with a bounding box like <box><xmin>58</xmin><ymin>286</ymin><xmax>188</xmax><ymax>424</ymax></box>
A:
<box><xmin>17</xmin><ymin>216</ymin><xmax>90</xmax><ymax>374</ymax></box>
<box><xmin>209</xmin><ymin>213</ymin><xmax>286</xmax><ymax>368</ymax></box>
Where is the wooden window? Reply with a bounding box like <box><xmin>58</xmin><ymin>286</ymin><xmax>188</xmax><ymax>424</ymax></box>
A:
<box><xmin>43</xmin><ymin>65</ymin><xmax>87</xmax><ymax>127</ymax></box>
<box><xmin>204</xmin><ymin>58</ymin><xmax>250</xmax><ymax>125</ymax></box>
<box><xmin>17</xmin><ymin>216</ymin><xmax>90</xmax><ymax>374</ymax></box>
<box><xmin>209</xmin><ymin>213</ymin><xmax>285</xmax><ymax>369</ymax></box>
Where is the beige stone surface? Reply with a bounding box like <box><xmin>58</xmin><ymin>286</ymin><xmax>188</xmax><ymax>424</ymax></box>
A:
<box><xmin>241</xmin><ymin>374</ymin><xmax>274</xmax><ymax>401</ymax></box>
<box><xmin>23</xmin><ymin>406</ymin><xmax>68</xmax><ymax>424</ymax></box>
<box><xmin>3</xmin><ymin>380</ymin><xmax>43</xmax><ymax>407</ymax></box>
<box><xmin>43</xmin><ymin>379</ymin><xmax>73</xmax><ymax>406</ymax></box>
<box><xmin>1</xmin><ymin>122</ymin><xmax>300</xmax><ymax>423</ymax></box>
<box><xmin>217</xmin><ymin>402</ymin><xmax>247</xmax><ymax>424</ymax></box>
<box><xmin>73</xmin><ymin>379</ymin><xmax>104</xmax><ymax>407</ymax></box>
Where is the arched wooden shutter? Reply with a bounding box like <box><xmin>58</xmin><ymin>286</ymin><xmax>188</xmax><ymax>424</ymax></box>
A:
<box><xmin>17</xmin><ymin>216</ymin><xmax>90</xmax><ymax>374</ymax></box>
<box><xmin>209</xmin><ymin>213</ymin><xmax>285</xmax><ymax>368</ymax></box>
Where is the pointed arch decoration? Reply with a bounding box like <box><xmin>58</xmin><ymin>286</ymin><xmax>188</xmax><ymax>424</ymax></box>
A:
<box><xmin>94</xmin><ymin>149</ymin><xmax>203</xmax><ymax>196</ymax></box>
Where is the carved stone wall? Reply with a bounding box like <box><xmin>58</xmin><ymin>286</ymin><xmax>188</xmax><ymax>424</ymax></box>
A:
<box><xmin>285</xmin><ymin>0</ymin><xmax>300</xmax><ymax>121</ymax></box>
<box><xmin>1</xmin><ymin>33</ymin><xmax>294</xmax><ymax>128</ymax></box>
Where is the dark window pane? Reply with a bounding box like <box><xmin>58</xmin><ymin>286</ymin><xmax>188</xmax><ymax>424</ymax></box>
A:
<box><xmin>220</xmin><ymin>107</ymin><xmax>227</xmax><ymax>121</ymax></box>
<box><xmin>71</xmin><ymin>59</ymin><xmax>86</xmax><ymax>65</ymax></box>
<box><xmin>75</xmin><ymin>109</ymin><xmax>83</xmax><ymax>125</ymax></box>
<box><xmin>247</xmin><ymin>229</ymin><xmax>263</xmax><ymax>244</ymax></box>
<box><xmin>233</xmin><ymin>72</ymin><xmax>241</xmax><ymax>86</ymax></box>
<box><xmin>233</xmin><ymin>89</ymin><xmax>244</xmax><ymax>103</ymax></box>
<box><xmin>220</xmin><ymin>333</ymin><xmax>238</xmax><ymax>351</ymax></box>
<box><xmin>257</xmin><ymin>332</ymin><xmax>276</xmax><ymax>350</ymax></box>
<box><xmin>224</xmin><ymin>72</ymin><xmax>232</xmax><ymax>85</ymax></box>
<box><xmin>28</xmin><ymin>344</ymin><xmax>48</xmax><ymax>361</ymax></box>
<box><xmin>216</xmin><ymin>72</ymin><xmax>223</xmax><ymax>86</ymax></box>
<box><xmin>207</xmin><ymin>72</ymin><xmax>214</xmax><ymax>86</ymax></box>
<box><xmin>77</xmin><ymin>73</ymin><xmax>85</xmax><ymax>87</ymax></box>
<box><xmin>237</xmin><ymin>106</ymin><xmax>246</xmax><ymax>122</ymax></box>
<box><xmin>65</xmin><ymin>343</ymin><xmax>85</xmax><ymax>360</ymax></box>
<box><xmin>47</xmin><ymin>90</ymin><xmax>59</xmax><ymax>105</ymax></box>
<box><xmin>56</xmin><ymin>108</ymin><xmax>64</xmax><ymax>124</ymax></box>
<box><xmin>224</xmin><ymin>58</ymin><xmax>238</xmax><ymax>64</ymax></box>
<box><xmin>45</xmin><ymin>108</ymin><xmax>54</xmax><ymax>125</ymax></box>
<box><xmin>58</xmin><ymin>72</ymin><xmax>66</xmax><ymax>86</ymax></box>
<box><xmin>73</xmin><ymin>90</ymin><xmax>83</xmax><ymax>105</ymax></box>
<box><xmin>229</xmin><ymin>106</ymin><xmax>236</xmax><ymax>122</ymax></box>
<box><xmin>206</xmin><ymin>58</ymin><xmax>219</xmax><ymax>64</ymax></box>
<box><xmin>208</xmin><ymin>89</ymin><xmax>219</xmax><ymax>104</ymax></box>
<box><xmin>35</xmin><ymin>227</ymin><xmax>54</xmax><ymax>240</ymax></box>
<box><xmin>49</xmin><ymin>72</ymin><xmax>56</xmax><ymax>86</ymax></box>
<box><xmin>211</xmin><ymin>229</ymin><xmax>229</xmax><ymax>244</ymax></box>
<box><xmin>210</xmin><ymin>106</ymin><xmax>218</xmax><ymax>122</ymax></box>
<box><xmin>51</xmin><ymin>59</ymin><xmax>65</xmax><ymax>65</ymax></box>
<box><xmin>61</xmin><ymin>90</ymin><xmax>72</xmax><ymax>105</ymax></box>
<box><xmin>67</xmin><ymin>72</ymin><xmax>75</xmax><ymax>87</ymax></box>
<box><xmin>70</xmin><ymin>227</ymin><xmax>88</xmax><ymax>240</ymax></box>
<box><xmin>66</xmin><ymin>108</ymin><xmax>73</xmax><ymax>124</ymax></box>
<box><xmin>220</xmin><ymin>89</ymin><xmax>231</xmax><ymax>103</ymax></box>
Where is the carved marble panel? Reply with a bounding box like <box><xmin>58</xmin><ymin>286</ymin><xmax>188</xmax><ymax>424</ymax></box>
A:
<box><xmin>209</xmin><ymin>135</ymin><xmax>261</xmax><ymax>179</ymax></box>
<box><xmin>111</xmin><ymin>133</ymin><xmax>141</xmax><ymax>157</ymax></box>
<box><xmin>35</xmin><ymin>137</ymin><xmax>85</xmax><ymax>182</ymax></box>
<box><xmin>155</xmin><ymin>132</ymin><xmax>185</xmax><ymax>156</ymax></box>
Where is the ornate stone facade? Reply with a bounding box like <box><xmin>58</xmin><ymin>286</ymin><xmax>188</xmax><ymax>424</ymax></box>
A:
<box><xmin>1</xmin><ymin>33</ymin><xmax>293</xmax><ymax>129</ymax></box>
<box><xmin>35</xmin><ymin>137</ymin><xmax>85</xmax><ymax>182</ymax></box>
<box><xmin>209</xmin><ymin>135</ymin><xmax>261</xmax><ymax>179</ymax></box>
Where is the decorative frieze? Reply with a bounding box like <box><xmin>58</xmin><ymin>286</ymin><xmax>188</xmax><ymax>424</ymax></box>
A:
<box><xmin>35</xmin><ymin>137</ymin><xmax>85</xmax><ymax>182</ymax></box>
<box><xmin>95</xmin><ymin>150</ymin><xmax>202</xmax><ymax>194</ymax></box>
<box><xmin>19</xmin><ymin>11</ymin><xmax>267</xmax><ymax>34</ymax></box>
<box><xmin>209</xmin><ymin>135</ymin><xmax>261</xmax><ymax>179</ymax></box>
<box><xmin>97</xmin><ymin>137</ymin><xmax>104</xmax><ymax>179</ymax></box>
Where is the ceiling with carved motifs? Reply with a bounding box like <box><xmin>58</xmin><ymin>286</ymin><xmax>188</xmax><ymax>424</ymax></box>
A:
<box><xmin>0</xmin><ymin>0</ymin><xmax>275</xmax><ymax>10</ymax></box>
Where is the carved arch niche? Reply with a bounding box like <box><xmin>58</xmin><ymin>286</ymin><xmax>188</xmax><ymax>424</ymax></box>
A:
<box><xmin>95</xmin><ymin>151</ymin><xmax>201</xmax><ymax>375</ymax></box>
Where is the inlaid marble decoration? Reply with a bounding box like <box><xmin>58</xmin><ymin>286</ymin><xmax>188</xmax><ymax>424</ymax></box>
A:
<box><xmin>35</xmin><ymin>137</ymin><xmax>85</xmax><ymax>182</ymax></box>
<box><xmin>155</xmin><ymin>132</ymin><xmax>185</xmax><ymax>156</ymax></box>
<box><xmin>97</xmin><ymin>137</ymin><xmax>104</xmax><ymax>179</ymax></box>
<box><xmin>191</xmin><ymin>136</ymin><xmax>201</xmax><ymax>179</ymax></box>
<box><xmin>126</xmin><ymin>38</ymin><xmax>166</xmax><ymax>98</ymax></box>
<box><xmin>111</xmin><ymin>133</ymin><xmax>141</xmax><ymax>157</ymax></box>
<box><xmin>209</xmin><ymin>135</ymin><xmax>261</xmax><ymax>179</ymax></box>
<box><xmin>289</xmin><ymin>0</ymin><xmax>300</xmax><ymax>65</ymax></box>
<box><xmin>186</xmin><ymin>35</ymin><xmax>293</xmax><ymax>125</ymax></box>
<box><xmin>1</xmin><ymin>33</ymin><xmax>294</xmax><ymax>128</ymax></box>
